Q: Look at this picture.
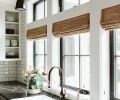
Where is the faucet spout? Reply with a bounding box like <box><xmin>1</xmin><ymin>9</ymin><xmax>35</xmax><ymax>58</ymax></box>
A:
<box><xmin>48</xmin><ymin>66</ymin><xmax>65</xmax><ymax>100</ymax></box>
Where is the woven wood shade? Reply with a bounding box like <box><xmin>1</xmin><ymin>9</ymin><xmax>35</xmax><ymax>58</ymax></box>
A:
<box><xmin>27</xmin><ymin>25</ymin><xmax>47</xmax><ymax>39</ymax></box>
<box><xmin>101</xmin><ymin>4</ymin><xmax>120</xmax><ymax>30</ymax></box>
<box><xmin>53</xmin><ymin>13</ymin><xmax>90</xmax><ymax>37</ymax></box>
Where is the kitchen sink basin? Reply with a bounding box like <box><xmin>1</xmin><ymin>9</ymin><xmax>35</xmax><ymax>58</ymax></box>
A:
<box><xmin>11</xmin><ymin>95</ymin><xmax>56</xmax><ymax>100</ymax></box>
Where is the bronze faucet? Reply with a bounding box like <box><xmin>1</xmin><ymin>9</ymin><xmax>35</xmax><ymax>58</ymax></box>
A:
<box><xmin>48</xmin><ymin>66</ymin><xmax>66</xmax><ymax>100</ymax></box>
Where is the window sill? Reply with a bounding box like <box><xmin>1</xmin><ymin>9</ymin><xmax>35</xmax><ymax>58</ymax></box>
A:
<box><xmin>43</xmin><ymin>83</ymin><xmax>90</xmax><ymax>100</ymax></box>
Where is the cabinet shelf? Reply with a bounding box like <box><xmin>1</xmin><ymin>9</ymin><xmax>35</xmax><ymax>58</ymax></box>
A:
<box><xmin>6</xmin><ymin>56</ymin><xmax>19</xmax><ymax>59</ymax></box>
<box><xmin>5</xmin><ymin>34</ymin><xmax>19</xmax><ymax>36</ymax></box>
<box><xmin>5</xmin><ymin>47</ymin><xmax>19</xmax><ymax>49</ymax></box>
<box><xmin>5</xmin><ymin>59</ymin><xmax>20</xmax><ymax>61</ymax></box>
<box><xmin>5</xmin><ymin>22</ymin><xmax>19</xmax><ymax>25</ymax></box>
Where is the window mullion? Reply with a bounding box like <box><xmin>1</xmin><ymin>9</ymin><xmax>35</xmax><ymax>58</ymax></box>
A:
<box><xmin>44</xmin><ymin>40</ymin><xmax>46</xmax><ymax>72</ymax></box>
<box><xmin>79</xmin><ymin>35</ymin><xmax>81</xmax><ymax>89</ymax></box>
<box><xmin>33</xmin><ymin>41</ymin><xmax>36</xmax><ymax>68</ymax></box>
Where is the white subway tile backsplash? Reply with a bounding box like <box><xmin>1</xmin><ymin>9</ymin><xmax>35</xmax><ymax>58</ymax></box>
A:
<box><xmin>0</xmin><ymin>61</ymin><xmax>17</xmax><ymax>82</ymax></box>
<box><xmin>4</xmin><ymin>72</ymin><xmax>8</xmax><ymax>75</ymax></box>
<box><xmin>0</xmin><ymin>62</ymin><xmax>4</xmax><ymax>65</ymax></box>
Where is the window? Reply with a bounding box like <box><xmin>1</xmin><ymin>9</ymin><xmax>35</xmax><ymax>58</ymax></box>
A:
<box><xmin>63</xmin><ymin>0</ymin><xmax>90</xmax><ymax>10</ymax></box>
<box><xmin>34</xmin><ymin>40</ymin><xmax>47</xmax><ymax>72</ymax></box>
<box><xmin>60</xmin><ymin>33</ymin><xmax>90</xmax><ymax>90</ymax></box>
<box><xmin>33</xmin><ymin>0</ymin><xmax>47</xmax><ymax>21</ymax></box>
<box><xmin>33</xmin><ymin>0</ymin><xmax>47</xmax><ymax>72</ymax></box>
<box><xmin>111</xmin><ymin>29</ymin><xmax>120</xmax><ymax>99</ymax></box>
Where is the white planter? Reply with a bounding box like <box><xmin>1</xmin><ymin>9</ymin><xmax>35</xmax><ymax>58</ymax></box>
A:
<box><xmin>27</xmin><ymin>89</ymin><xmax>41</xmax><ymax>94</ymax></box>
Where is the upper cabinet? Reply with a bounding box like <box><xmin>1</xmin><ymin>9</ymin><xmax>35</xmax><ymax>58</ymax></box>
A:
<box><xmin>0</xmin><ymin>9</ymin><xmax>25</xmax><ymax>61</ymax></box>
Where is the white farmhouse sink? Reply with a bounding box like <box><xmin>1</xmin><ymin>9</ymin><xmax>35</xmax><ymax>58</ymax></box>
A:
<box><xmin>11</xmin><ymin>95</ymin><xmax>56</xmax><ymax>100</ymax></box>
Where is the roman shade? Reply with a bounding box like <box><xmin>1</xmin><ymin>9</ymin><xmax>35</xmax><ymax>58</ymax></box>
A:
<box><xmin>53</xmin><ymin>13</ymin><xmax>90</xmax><ymax>37</ymax></box>
<box><xmin>101</xmin><ymin>4</ymin><xmax>120</xmax><ymax>30</ymax></box>
<box><xmin>27</xmin><ymin>25</ymin><xmax>47</xmax><ymax>39</ymax></box>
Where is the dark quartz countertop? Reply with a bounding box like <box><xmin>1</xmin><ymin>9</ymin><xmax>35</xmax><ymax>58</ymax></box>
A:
<box><xmin>0</xmin><ymin>81</ymin><xmax>60</xmax><ymax>100</ymax></box>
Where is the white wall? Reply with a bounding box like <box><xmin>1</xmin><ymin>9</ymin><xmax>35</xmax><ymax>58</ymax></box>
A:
<box><xmin>0</xmin><ymin>0</ymin><xmax>16</xmax><ymax>11</ymax></box>
<box><xmin>26</xmin><ymin>0</ymin><xmax>120</xmax><ymax>100</ymax></box>
<box><xmin>17</xmin><ymin>11</ymin><xmax>27</xmax><ymax>83</ymax></box>
<box><xmin>101</xmin><ymin>30</ymin><xmax>110</xmax><ymax>100</ymax></box>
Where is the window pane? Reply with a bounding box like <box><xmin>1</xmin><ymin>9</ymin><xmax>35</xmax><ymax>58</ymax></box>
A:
<box><xmin>35</xmin><ymin>40</ymin><xmax>44</xmax><ymax>54</ymax></box>
<box><xmin>35</xmin><ymin>55</ymin><xmax>44</xmax><ymax>69</ymax></box>
<box><xmin>80</xmin><ymin>33</ymin><xmax>90</xmax><ymax>55</ymax></box>
<box><xmin>52</xmin><ymin>0</ymin><xmax>59</xmax><ymax>14</ymax></box>
<box><xmin>80</xmin><ymin>56</ymin><xmax>90</xmax><ymax>90</ymax></box>
<box><xmin>45</xmin><ymin>40</ymin><xmax>47</xmax><ymax>54</ymax></box>
<box><xmin>63</xmin><ymin>34</ymin><xmax>79</xmax><ymax>55</ymax></box>
<box><xmin>36</xmin><ymin>1</ymin><xmax>44</xmax><ymax>20</ymax></box>
<box><xmin>116</xmin><ymin>29</ymin><xmax>120</xmax><ymax>55</ymax></box>
<box><xmin>80</xmin><ymin>0</ymin><xmax>90</xmax><ymax>5</ymax></box>
<box><xmin>27</xmin><ymin>41</ymin><xmax>34</xmax><ymax>67</ymax></box>
<box><xmin>45</xmin><ymin>0</ymin><xmax>47</xmax><ymax>17</ymax></box>
<box><xmin>64</xmin><ymin>0</ymin><xmax>79</xmax><ymax>10</ymax></box>
<box><xmin>115</xmin><ymin>57</ymin><xmax>120</xmax><ymax>98</ymax></box>
<box><xmin>64</xmin><ymin>56</ymin><xmax>79</xmax><ymax>88</ymax></box>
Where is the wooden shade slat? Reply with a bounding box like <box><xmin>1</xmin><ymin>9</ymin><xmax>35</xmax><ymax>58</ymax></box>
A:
<box><xmin>101</xmin><ymin>4</ymin><xmax>120</xmax><ymax>30</ymax></box>
<box><xmin>53</xmin><ymin>13</ymin><xmax>90</xmax><ymax>37</ymax></box>
<box><xmin>27</xmin><ymin>25</ymin><xmax>47</xmax><ymax>39</ymax></box>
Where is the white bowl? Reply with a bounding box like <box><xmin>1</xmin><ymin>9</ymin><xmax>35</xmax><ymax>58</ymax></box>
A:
<box><xmin>6</xmin><ymin>40</ymin><xmax>10</xmax><ymax>47</ymax></box>
<box><xmin>6</xmin><ymin>16</ymin><xmax>15</xmax><ymax>22</ymax></box>
<box><xmin>11</xmin><ymin>40</ymin><xmax>18</xmax><ymax>47</ymax></box>
<box><xmin>6</xmin><ymin>51</ymin><xmax>16</xmax><ymax>56</ymax></box>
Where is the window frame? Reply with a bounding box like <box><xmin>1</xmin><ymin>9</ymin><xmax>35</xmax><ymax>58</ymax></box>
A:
<box><xmin>60</xmin><ymin>34</ymin><xmax>90</xmax><ymax>91</ymax></box>
<box><xmin>110</xmin><ymin>30</ymin><xmax>120</xmax><ymax>100</ymax></box>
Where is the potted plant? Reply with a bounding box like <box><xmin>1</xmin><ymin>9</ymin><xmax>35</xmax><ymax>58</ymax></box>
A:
<box><xmin>24</xmin><ymin>68</ymin><xmax>46</xmax><ymax>94</ymax></box>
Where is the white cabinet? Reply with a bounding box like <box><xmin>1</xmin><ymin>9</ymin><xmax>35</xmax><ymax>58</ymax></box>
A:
<box><xmin>0</xmin><ymin>9</ymin><xmax>24</xmax><ymax>61</ymax></box>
